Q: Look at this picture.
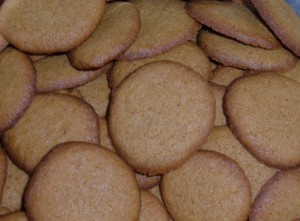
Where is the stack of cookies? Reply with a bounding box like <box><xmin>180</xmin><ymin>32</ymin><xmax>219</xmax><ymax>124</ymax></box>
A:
<box><xmin>0</xmin><ymin>0</ymin><xmax>299</xmax><ymax>220</ymax></box>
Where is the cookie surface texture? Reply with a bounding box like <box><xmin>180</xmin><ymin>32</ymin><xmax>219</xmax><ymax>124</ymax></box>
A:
<box><xmin>118</xmin><ymin>0</ymin><xmax>201</xmax><ymax>60</ymax></box>
<box><xmin>108</xmin><ymin>61</ymin><xmax>215</xmax><ymax>175</ymax></box>
<box><xmin>161</xmin><ymin>151</ymin><xmax>251</xmax><ymax>221</ymax></box>
<box><xmin>224</xmin><ymin>73</ymin><xmax>300</xmax><ymax>168</ymax></box>
<box><xmin>68</xmin><ymin>2</ymin><xmax>140</xmax><ymax>70</ymax></box>
<box><xmin>2</xmin><ymin>93</ymin><xmax>99</xmax><ymax>174</ymax></box>
<box><xmin>0</xmin><ymin>0</ymin><xmax>106</xmax><ymax>54</ymax></box>
<box><xmin>0</xmin><ymin>48</ymin><xmax>36</xmax><ymax>134</ymax></box>
<box><xmin>25</xmin><ymin>142</ymin><xmax>140</xmax><ymax>221</ymax></box>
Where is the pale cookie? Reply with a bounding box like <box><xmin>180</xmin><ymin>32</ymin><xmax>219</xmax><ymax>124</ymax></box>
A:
<box><xmin>35</xmin><ymin>54</ymin><xmax>112</xmax><ymax>92</ymax></box>
<box><xmin>110</xmin><ymin>41</ymin><xmax>210</xmax><ymax>89</ymax></box>
<box><xmin>201</xmin><ymin>126</ymin><xmax>278</xmax><ymax>201</ymax></box>
<box><xmin>209</xmin><ymin>83</ymin><xmax>226</xmax><ymax>126</ymax></box>
<box><xmin>161</xmin><ymin>151</ymin><xmax>251</xmax><ymax>221</ymax></box>
<box><xmin>68</xmin><ymin>2</ymin><xmax>140</xmax><ymax>70</ymax></box>
<box><xmin>139</xmin><ymin>191</ymin><xmax>169</xmax><ymax>221</ymax></box>
<box><xmin>135</xmin><ymin>174</ymin><xmax>161</xmax><ymax>190</ymax></box>
<box><xmin>0</xmin><ymin>0</ymin><xmax>106</xmax><ymax>54</ymax></box>
<box><xmin>2</xmin><ymin>93</ymin><xmax>99</xmax><ymax>174</ymax></box>
<box><xmin>250</xmin><ymin>167</ymin><xmax>300</xmax><ymax>221</ymax></box>
<box><xmin>210</xmin><ymin>65</ymin><xmax>244</xmax><ymax>86</ymax></box>
<box><xmin>0</xmin><ymin>48</ymin><xmax>36</xmax><ymax>134</ymax></box>
<box><xmin>0</xmin><ymin>148</ymin><xmax>7</xmax><ymax>200</ymax></box>
<box><xmin>251</xmin><ymin>0</ymin><xmax>300</xmax><ymax>56</ymax></box>
<box><xmin>108</xmin><ymin>61</ymin><xmax>215</xmax><ymax>175</ymax></box>
<box><xmin>187</xmin><ymin>0</ymin><xmax>279</xmax><ymax>49</ymax></box>
<box><xmin>224</xmin><ymin>73</ymin><xmax>300</xmax><ymax>168</ymax></box>
<box><xmin>198</xmin><ymin>30</ymin><xmax>297</xmax><ymax>71</ymax></box>
<box><xmin>25</xmin><ymin>142</ymin><xmax>140</xmax><ymax>221</ymax></box>
<box><xmin>0</xmin><ymin>212</ymin><xmax>28</xmax><ymax>221</ymax></box>
<box><xmin>118</xmin><ymin>0</ymin><xmax>201</xmax><ymax>61</ymax></box>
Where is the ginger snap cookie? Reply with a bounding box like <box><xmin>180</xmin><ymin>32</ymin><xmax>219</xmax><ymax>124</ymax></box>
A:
<box><xmin>118</xmin><ymin>0</ymin><xmax>201</xmax><ymax>61</ymax></box>
<box><xmin>224</xmin><ymin>73</ymin><xmax>300</xmax><ymax>168</ymax></box>
<box><xmin>0</xmin><ymin>148</ymin><xmax>7</xmax><ymax>200</ymax></box>
<box><xmin>210</xmin><ymin>66</ymin><xmax>244</xmax><ymax>86</ymax></box>
<box><xmin>0</xmin><ymin>48</ymin><xmax>36</xmax><ymax>134</ymax></box>
<box><xmin>187</xmin><ymin>0</ymin><xmax>279</xmax><ymax>49</ymax></box>
<box><xmin>68</xmin><ymin>2</ymin><xmax>140</xmax><ymax>70</ymax></box>
<box><xmin>2</xmin><ymin>93</ymin><xmax>99</xmax><ymax>174</ymax></box>
<box><xmin>0</xmin><ymin>0</ymin><xmax>106</xmax><ymax>54</ymax></box>
<box><xmin>139</xmin><ymin>191</ymin><xmax>169</xmax><ymax>221</ymax></box>
<box><xmin>209</xmin><ymin>83</ymin><xmax>226</xmax><ymax>126</ymax></box>
<box><xmin>161</xmin><ymin>151</ymin><xmax>251</xmax><ymax>221</ymax></box>
<box><xmin>108</xmin><ymin>61</ymin><xmax>215</xmax><ymax>175</ymax></box>
<box><xmin>35</xmin><ymin>54</ymin><xmax>112</xmax><ymax>92</ymax></box>
<box><xmin>200</xmin><ymin>126</ymin><xmax>278</xmax><ymax>201</ymax></box>
<box><xmin>25</xmin><ymin>142</ymin><xmax>140</xmax><ymax>221</ymax></box>
<box><xmin>198</xmin><ymin>30</ymin><xmax>297</xmax><ymax>71</ymax></box>
<box><xmin>0</xmin><ymin>212</ymin><xmax>28</xmax><ymax>221</ymax></box>
<box><xmin>251</xmin><ymin>0</ymin><xmax>300</xmax><ymax>56</ymax></box>
<box><xmin>250</xmin><ymin>167</ymin><xmax>300</xmax><ymax>221</ymax></box>
<box><xmin>110</xmin><ymin>41</ymin><xmax>210</xmax><ymax>89</ymax></box>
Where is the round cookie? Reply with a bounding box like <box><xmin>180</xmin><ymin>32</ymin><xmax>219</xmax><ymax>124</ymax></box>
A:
<box><xmin>110</xmin><ymin>41</ymin><xmax>211</xmax><ymax>89</ymax></box>
<box><xmin>250</xmin><ymin>167</ymin><xmax>300</xmax><ymax>221</ymax></box>
<box><xmin>200</xmin><ymin>126</ymin><xmax>278</xmax><ymax>201</ymax></box>
<box><xmin>187</xmin><ymin>0</ymin><xmax>279</xmax><ymax>49</ymax></box>
<box><xmin>0</xmin><ymin>0</ymin><xmax>106</xmax><ymax>54</ymax></box>
<box><xmin>0</xmin><ymin>148</ymin><xmax>7</xmax><ymax>200</ymax></box>
<box><xmin>209</xmin><ymin>83</ymin><xmax>226</xmax><ymax>126</ymax></box>
<box><xmin>139</xmin><ymin>191</ymin><xmax>169</xmax><ymax>221</ymax></box>
<box><xmin>251</xmin><ymin>0</ymin><xmax>300</xmax><ymax>56</ymax></box>
<box><xmin>118</xmin><ymin>0</ymin><xmax>201</xmax><ymax>61</ymax></box>
<box><xmin>0</xmin><ymin>47</ymin><xmax>36</xmax><ymax>134</ymax></box>
<box><xmin>161</xmin><ymin>151</ymin><xmax>251</xmax><ymax>221</ymax></box>
<box><xmin>198</xmin><ymin>30</ymin><xmax>297</xmax><ymax>71</ymax></box>
<box><xmin>68</xmin><ymin>2</ymin><xmax>140</xmax><ymax>70</ymax></box>
<box><xmin>2</xmin><ymin>93</ymin><xmax>99</xmax><ymax>174</ymax></box>
<box><xmin>135</xmin><ymin>173</ymin><xmax>161</xmax><ymax>190</ymax></box>
<box><xmin>209</xmin><ymin>66</ymin><xmax>244</xmax><ymax>86</ymax></box>
<box><xmin>25</xmin><ymin>142</ymin><xmax>140</xmax><ymax>221</ymax></box>
<box><xmin>224</xmin><ymin>73</ymin><xmax>300</xmax><ymax>168</ymax></box>
<box><xmin>0</xmin><ymin>212</ymin><xmax>28</xmax><ymax>221</ymax></box>
<box><xmin>108</xmin><ymin>61</ymin><xmax>215</xmax><ymax>175</ymax></box>
<box><xmin>35</xmin><ymin>54</ymin><xmax>112</xmax><ymax>92</ymax></box>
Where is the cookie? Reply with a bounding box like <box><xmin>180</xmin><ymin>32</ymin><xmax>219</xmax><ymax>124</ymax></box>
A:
<box><xmin>2</xmin><ymin>93</ymin><xmax>99</xmax><ymax>174</ymax></box>
<box><xmin>68</xmin><ymin>2</ymin><xmax>140</xmax><ymax>70</ymax></box>
<box><xmin>139</xmin><ymin>191</ymin><xmax>169</xmax><ymax>221</ymax></box>
<box><xmin>209</xmin><ymin>66</ymin><xmax>244</xmax><ymax>86</ymax></box>
<box><xmin>0</xmin><ymin>212</ymin><xmax>28</xmax><ymax>221</ymax></box>
<box><xmin>0</xmin><ymin>0</ymin><xmax>106</xmax><ymax>54</ymax></box>
<box><xmin>118</xmin><ymin>0</ymin><xmax>201</xmax><ymax>61</ymax></box>
<box><xmin>35</xmin><ymin>54</ymin><xmax>112</xmax><ymax>92</ymax></box>
<box><xmin>198</xmin><ymin>30</ymin><xmax>297</xmax><ymax>71</ymax></box>
<box><xmin>251</xmin><ymin>0</ymin><xmax>300</xmax><ymax>56</ymax></box>
<box><xmin>187</xmin><ymin>0</ymin><xmax>279</xmax><ymax>49</ymax></box>
<box><xmin>0</xmin><ymin>48</ymin><xmax>36</xmax><ymax>134</ymax></box>
<box><xmin>161</xmin><ymin>151</ymin><xmax>251</xmax><ymax>221</ymax></box>
<box><xmin>25</xmin><ymin>142</ymin><xmax>140</xmax><ymax>221</ymax></box>
<box><xmin>77</xmin><ymin>73</ymin><xmax>111</xmax><ymax>118</ymax></box>
<box><xmin>108</xmin><ymin>61</ymin><xmax>215</xmax><ymax>175</ymax></box>
<box><xmin>200</xmin><ymin>126</ymin><xmax>278</xmax><ymax>201</ymax></box>
<box><xmin>0</xmin><ymin>148</ymin><xmax>7</xmax><ymax>200</ymax></box>
<box><xmin>277</xmin><ymin>59</ymin><xmax>300</xmax><ymax>83</ymax></box>
<box><xmin>135</xmin><ymin>173</ymin><xmax>161</xmax><ymax>190</ymax></box>
<box><xmin>110</xmin><ymin>41</ymin><xmax>211</xmax><ymax>89</ymax></box>
<box><xmin>224</xmin><ymin>73</ymin><xmax>300</xmax><ymax>168</ymax></box>
<box><xmin>250</xmin><ymin>167</ymin><xmax>300</xmax><ymax>221</ymax></box>
<box><xmin>209</xmin><ymin>83</ymin><xmax>226</xmax><ymax>126</ymax></box>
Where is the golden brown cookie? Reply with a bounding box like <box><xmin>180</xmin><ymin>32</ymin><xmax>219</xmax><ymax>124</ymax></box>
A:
<box><xmin>0</xmin><ymin>0</ymin><xmax>106</xmax><ymax>54</ymax></box>
<box><xmin>0</xmin><ymin>212</ymin><xmax>28</xmax><ymax>221</ymax></box>
<box><xmin>108</xmin><ymin>61</ymin><xmax>215</xmax><ymax>175</ymax></box>
<box><xmin>209</xmin><ymin>83</ymin><xmax>226</xmax><ymax>126</ymax></box>
<box><xmin>118</xmin><ymin>0</ymin><xmax>201</xmax><ymax>61</ymax></box>
<box><xmin>187</xmin><ymin>0</ymin><xmax>279</xmax><ymax>49</ymax></box>
<box><xmin>251</xmin><ymin>0</ymin><xmax>300</xmax><ymax>56</ymax></box>
<box><xmin>224</xmin><ymin>73</ymin><xmax>300</xmax><ymax>168</ymax></box>
<box><xmin>161</xmin><ymin>151</ymin><xmax>251</xmax><ymax>221</ymax></box>
<box><xmin>0</xmin><ymin>148</ymin><xmax>7</xmax><ymax>200</ymax></box>
<box><xmin>77</xmin><ymin>73</ymin><xmax>111</xmax><ymax>118</ymax></box>
<box><xmin>68</xmin><ymin>2</ymin><xmax>140</xmax><ymax>70</ymax></box>
<box><xmin>135</xmin><ymin>174</ymin><xmax>161</xmax><ymax>190</ymax></box>
<box><xmin>198</xmin><ymin>30</ymin><xmax>297</xmax><ymax>71</ymax></box>
<box><xmin>209</xmin><ymin>65</ymin><xmax>244</xmax><ymax>86</ymax></box>
<box><xmin>250</xmin><ymin>167</ymin><xmax>300</xmax><ymax>221</ymax></box>
<box><xmin>139</xmin><ymin>191</ymin><xmax>169</xmax><ymax>221</ymax></box>
<box><xmin>35</xmin><ymin>54</ymin><xmax>112</xmax><ymax>92</ymax></box>
<box><xmin>2</xmin><ymin>93</ymin><xmax>99</xmax><ymax>174</ymax></box>
<box><xmin>0</xmin><ymin>48</ymin><xmax>36</xmax><ymax>134</ymax></box>
<box><xmin>200</xmin><ymin>126</ymin><xmax>278</xmax><ymax>201</ymax></box>
<box><xmin>110</xmin><ymin>41</ymin><xmax>211</xmax><ymax>90</ymax></box>
<box><xmin>25</xmin><ymin>142</ymin><xmax>140</xmax><ymax>221</ymax></box>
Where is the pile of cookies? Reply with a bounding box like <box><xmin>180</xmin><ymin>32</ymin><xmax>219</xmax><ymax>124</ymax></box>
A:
<box><xmin>0</xmin><ymin>0</ymin><xmax>299</xmax><ymax>220</ymax></box>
